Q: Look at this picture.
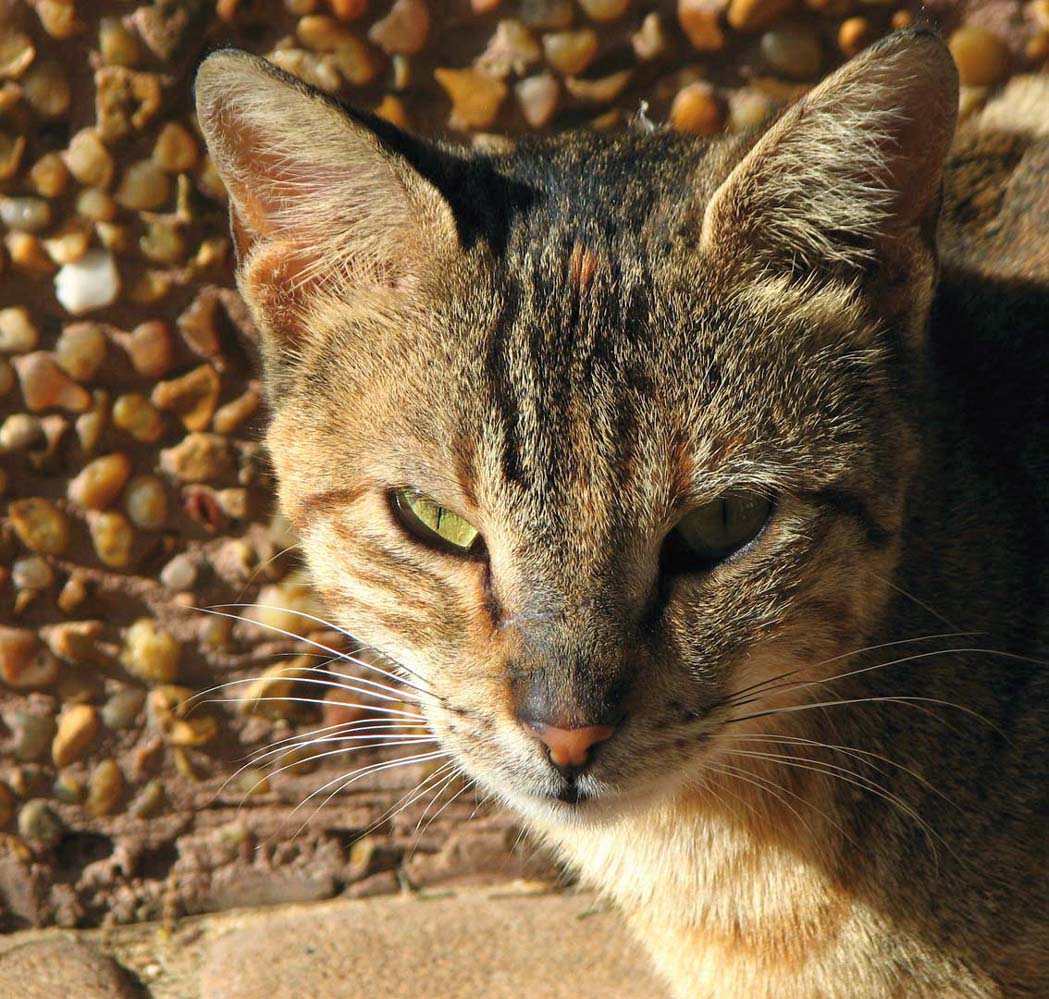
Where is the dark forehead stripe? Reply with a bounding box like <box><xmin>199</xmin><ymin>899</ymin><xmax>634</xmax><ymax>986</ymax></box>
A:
<box><xmin>483</xmin><ymin>282</ymin><xmax>526</xmax><ymax>486</ymax></box>
<box><xmin>483</xmin><ymin>226</ymin><xmax>659</xmax><ymax>505</ymax></box>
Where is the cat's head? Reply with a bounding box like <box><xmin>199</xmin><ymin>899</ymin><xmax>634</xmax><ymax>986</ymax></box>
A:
<box><xmin>196</xmin><ymin>31</ymin><xmax>958</xmax><ymax>824</ymax></box>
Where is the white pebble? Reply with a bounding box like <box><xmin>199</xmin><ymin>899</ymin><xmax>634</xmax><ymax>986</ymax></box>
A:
<box><xmin>54</xmin><ymin>249</ymin><xmax>121</xmax><ymax>315</ymax></box>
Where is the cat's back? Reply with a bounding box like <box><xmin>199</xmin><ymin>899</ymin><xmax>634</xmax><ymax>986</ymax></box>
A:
<box><xmin>934</xmin><ymin>74</ymin><xmax>1049</xmax><ymax>653</ymax></box>
<box><xmin>935</xmin><ymin>75</ymin><xmax>1049</xmax><ymax>418</ymax></box>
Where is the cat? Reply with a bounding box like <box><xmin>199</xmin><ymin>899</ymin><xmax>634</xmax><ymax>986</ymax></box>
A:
<box><xmin>195</xmin><ymin>29</ymin><xmax>1048</xmax><ymax>999</ymax></box>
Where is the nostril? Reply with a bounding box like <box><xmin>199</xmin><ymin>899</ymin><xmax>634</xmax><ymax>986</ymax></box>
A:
<box><xmin>523</xmin><ymin>721</ymin><xmax>617</xmax><ymax>769</ymax></box>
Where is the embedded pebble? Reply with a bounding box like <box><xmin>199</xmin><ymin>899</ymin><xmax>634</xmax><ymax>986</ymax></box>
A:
<box><xmin>64</xmin><ymin>129</ymin><xmax>115</xmax><ymax>189</ymax></box>
<box><xmin>728</xmin><ymin>0</ymin><xmax>795</xmax><ymax>30</ymax></box>
<box><xmin>435</xmin><ymin>68</ymin><xmax>508</xmax><ymax>130</ymax></box>
<box><xmin>125</xmin><ymin>474</ymin><xmax>169</xmax><ymax>529</ymax></box>
<box><xmin>177</xmin><ymin>293</ymin><xmax>223</xmax><ymax>359</ymax></box>
<box><xmin>728</xmin><ymin>86</ymin><xmax>775</xmax><ymax>130</ymax></box>
<box><xmin>837</xmin><ymin>16</ymin><xmax>871</xmax><ymax>57</ymax></box>
<box><xmin>368</xmin><ymin>0</ymin><xmax>431</xmax><ymax>55</ymax></box>
<box><xmin>7</xmin><ymin>231</ymin><xmax>56</xmax><ymax>275</ymax></box>
<box><xmin>36</xmin><ymin>0</ymin><xmax>83</xmax><ymax>39</ymax></box>
<box><xmin>542</xmin><ymin>28</ymin><xmax>599</xmax><ymax>75</ymax></box>
<box><xmin>4</xmin><ymin>711</ymin><xmax>56</xmax><ymax>762</ymax></box>
<box><xmin>248</xmin><ymin>574</ymin><xmax>325</xmax><ymax>637</ymax></box>
<box><xmin>160</xmin><ymin>432</ymin><xmax>234</xmax><ymax>483</ymax></box>
<box><xmin>54</xmin><ymin>323</ymin><xmax>108</xmax><ymax>382</ymax></box>
<box><xmin>0</xmin><ymin>197</ymin><xmax>51</xmax><ymax>233</ymax></box>
<box><xmin>152</xmin><ymin>364</ymin><xmax>222</xmax><ymax>432</ymax></box>
<box><xmin>140</xmin><ymin>221</ymin><xmax>186</xmax><ymax>265</ymax></box>
<box><xmin>218</xmin><ymin>487</ymin><xmax>250</xmax><ymax>520</ymax></box>
<box><xmin>76</xmin><ymin>188</ymin><xmax>117</xmax><ymax>224</ymax></box>
<box><xmin>56</xmin><ymin>572</ymin><xmax>89</xmax><ymax>614</ymax></box>
<box><xmin>68</xmin><ymin>453</ymin><xmax>132</xmax><ymax>510</ymax></box>
<box><xmin>949</xmin><ymin>26</ymin><xmax>1011</xmax><ymax>87</ymax></box>
<box><xmin>122</xmin><ymin>320</ymin><xmax>175</xmax><ymax>378</ymax></box>
<box><xmin>11</xmin><ymin>556</ymin><xmax>54</xmax><ymax>591</ymax></box>
<box><xmin>99</xmin><ymin>17</ymin><xmax>141</xmax><ymax>68</ymax></box>
<box><xmin>671</xmin><ymin>81</ymin><xmax>723</xmax><ymax>134</ymax></box>
<box><xmin>516</xmin><ymin>73</ymin><xmax>560</xmax><ymax>128</ymax></box>
<box><xmin>761</xmin><ymin>23</ymin><xmax>822</xmax><ymax>78</ymax></box>
<box><xmin>0</xmin><ymin>627</ymin><xmax>60</xmax><ymax>688</ymax></box>
<box><xmin>88</xmin><ymin>510</ymin><xmax>135</xmax><ymax>569</ymax></box>
<box><xmin>678</xmin><ymin>0</ymin><xmax>726</xmax><ymax>51</ymax></box>
<box><xmin>0</xmin><ymin>783</ymin><xmax>12</xmax><ymax>828</ymax></box>
<box><xmin>148</xmin><ymin>685</ymin><xmax>219</xmax><ymax>746</ymax></box>
<box><xmin>43</xmin><ymin>221</ymin><xmax>93</xmax><ymax>266</ymax></box>
<box><xmin>102</xmin><ymin>688</ymin><xmax>146</xmax><ymax>730</ymax></box>
<box><xmin>0</xmin><ymin>130</ymin><xmax>25</xmax><ymax>180</ymax></box>
<box><xmin>23</xmin><ymin>60</ymin><xmax>71</xmax><ymax>117</ymax></box>
<box><xmin>565</xmin><ymin>69</ymin><xmax>632</xmax><ymax>103</ymax></box>
<box><xmin>88</xmin><ymin>759</ymin><xmax>125</xmax><ymax>816</ymax></box>
<box><xmin>160</xmin><ymin>553</ymin><xmax>197</xmax><ymax>591</ymax></box>
<box><xmin>0</xmin><ymin>306</ymin><xmax>40</xmax><ymax>353</ymax></box>
<box><xmin>52</xmin><ymin>705</ymin><xmax>99</xmax><ymax>768</ymax></box>
<box><xmin>0</xmin><ymin>30</ymin><xmax>36</xmax><ymax>80</ymax></box>
<box><xmin>53</xmin><ymin>772</ymin><xmax>84</xmax><ymax>804</ymax></box>
<box><xmin>479</xmin><ymin>20</ymin><xmax>542</xmax><ymax>77</ymax></box>
<box><xmin>43</xmin><ymin>621</ymin><xmax>112</xmax><ymax>669</ymax></box>
<box><xmin>95</xmin><ymin>66</ymin><xmax>163</xmax><ymax>142</ymax></box>
<box><xmin>520</xmin><ymin>0</ymin><xmax>575</xmax><ymax>29</ymax></box>
<box><xmin>112</xmin><ymin>392</ymin><xmax>165</xmax><ymax>443</ymax></box>
<box><xmin>13</xmin><ymin>352</ymin><xmax>91</xmax><ymax>412</ymax></box>
<box><xmin>29</xmin><ymin>152</ymin><xmax>70</xmax><ymax>198</ymax></box>
<box><xmin>18</xmin><ymin>799</ymin><xmax>63</xmax><ymax>847</ymax></box>
<box><xmin>238</xmin><ymin>767</ymin><xmax>270</xmax><ymax>796</ymax></box>
<box><xmin>76</xmin><ymin>390</ymin><xmax>110</xmax><ymax>454</ymax></box>
<box><xmin>213</xmin><ymin>388</ymin><xmax>260</xmax><ymax>435</ymax></box>
<box><xmin>121</xmin><ymin>618</ymin><xmax>181</xmax><ymax>684</ymax></box>
<box><xmin>239</xmin><ymin>659</ymin><xmax>313</xmax><ymax>719</ymax></box>
<box><xmin>329</xmin><ymin>0</ymin><xmax>368</xmax><ymax>16</ymax></box>
<box><xmin>54</xmin><ymin>250</ymin><xmax>122</xmax><ymax>315</ymax></box>
<box><xmin>115</xmin><ymin>159</ymin><xmax>171</xmax><ymax>211</ymax></box>
<box><xmin>152</xmin><ymin>121</ymin><xmax>199</xmax><ymax>172</ymax></box>
<box><xmin>8</xmin><ymin>498</ymin><xmax>70</xmax><ymax>555</ymax></box>
<box><xmin>130</xmin><ymin>779</ymin><xmax>166</xmax><ymax>818</ymax></box>
<box><xmin>579</xmin><ymin>0</ymin><xmax>630</xmax><ymax>20</ymax></box>
<box><xmin>0</xmin><ymin>414</ymin><xmax>43</xmax><ymax>452</ymax></box>
<box><xmin>632</xmin><ymin>12</ymin><xmax>666</xmax><ymax>59</ymax></box>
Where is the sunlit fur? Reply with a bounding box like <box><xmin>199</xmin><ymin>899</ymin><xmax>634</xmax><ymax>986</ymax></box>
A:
<box><xmin>196</xmin><ymin>32</ymin><xmax>1048</xmax><ymax>999</ymax></box>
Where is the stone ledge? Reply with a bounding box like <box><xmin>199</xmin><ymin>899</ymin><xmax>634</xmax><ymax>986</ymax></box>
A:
<box><xmin>0</xmin><ymin>883</ymin><xmax>670</xmax><ymax>999</ymax></box>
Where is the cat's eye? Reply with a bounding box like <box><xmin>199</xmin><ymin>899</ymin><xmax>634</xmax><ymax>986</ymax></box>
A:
<box><xmin>665</xmin><ymin>493</ymin><xmax>773</xmax><ymax>570</ymax></box>
<box><xmin>392</xmin><ymin>488</ymin><xmax>482</xmax><ymax>556</ymax></box>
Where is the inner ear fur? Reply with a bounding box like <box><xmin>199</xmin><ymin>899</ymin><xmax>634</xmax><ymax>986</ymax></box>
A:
<box><xmin>194</xmin><ymin>50</ymin><xmax>458</xmax><ymax>349</ymax></box>
<box><xmin>701</xmin><ymin>29</ymin><xmax>959</xmax><ymax>278</ymax></box>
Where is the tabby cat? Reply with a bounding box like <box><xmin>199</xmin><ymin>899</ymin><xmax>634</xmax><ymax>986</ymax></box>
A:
<box><xmin>196</xmin><ymin>29</ymin><xmax>1048</xmax><ymax>999</ymax></box>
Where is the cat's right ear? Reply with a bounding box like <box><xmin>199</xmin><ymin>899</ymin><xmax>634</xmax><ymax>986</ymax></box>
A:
<box><xmin>194</xmin><ymin>50</ymin><xmax>458</xmax><ymax>355</ymax></box>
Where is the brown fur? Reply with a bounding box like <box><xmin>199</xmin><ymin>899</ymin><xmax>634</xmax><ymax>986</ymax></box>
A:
<box><xmin>196</xmin><ymin>32</ymin><xmax>1047</xmax><ymax>999</ymax></box>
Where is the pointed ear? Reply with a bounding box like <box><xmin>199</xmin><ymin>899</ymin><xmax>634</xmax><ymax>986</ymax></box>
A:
<box><xmin>701</xmin><ymin>29</ymin><xmax>959</xmax><ymax>277</ymax></box>
<box><xmin>194</xmin><ymin>50</ymin><xmax>458</xmax><ymax>349</ymax></box>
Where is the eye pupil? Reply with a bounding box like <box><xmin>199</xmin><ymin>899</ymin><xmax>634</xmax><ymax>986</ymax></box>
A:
<box><xmin>664</xmin><ymin>493</ymin><xmax>772</xmax><ymax>572</ymax></box>
<box><xmin>392</xmin><ymin>488</ymin><xmax>482</xmax><ymax>556</ymax></box>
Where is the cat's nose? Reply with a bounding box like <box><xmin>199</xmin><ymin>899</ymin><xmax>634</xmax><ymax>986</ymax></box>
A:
<box><xmin>523</xmin><ymin>721</ymin><xmax>616</xmax><ymax>770</ymax></box>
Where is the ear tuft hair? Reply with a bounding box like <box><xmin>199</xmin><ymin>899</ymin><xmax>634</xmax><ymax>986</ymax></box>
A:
<box><xmin>702</xmin><ymin>29</ymin><xmax>959</xmax><ymax>275</ymax></box>
<box><xmin>194</xmin><ymin>50</ymin><xmax>457</xmax><ymax>347</ymax></box>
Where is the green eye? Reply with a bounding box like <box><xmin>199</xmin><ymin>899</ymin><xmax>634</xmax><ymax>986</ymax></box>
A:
<box><xmin>392</xmin><ymin>489</ymin><xmax>481</xmax><ymax>555</ymax></box>
<box><xmin>669</xmin><ymin>493</ymin><xmax>773</xmax><ymax>568</ymax></box>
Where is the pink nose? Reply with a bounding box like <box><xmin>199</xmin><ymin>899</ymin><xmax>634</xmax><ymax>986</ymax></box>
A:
<box><xmin>524</xmin><ymin>722</ymin><xmax>616</xmax><ymax>768</ymax></box>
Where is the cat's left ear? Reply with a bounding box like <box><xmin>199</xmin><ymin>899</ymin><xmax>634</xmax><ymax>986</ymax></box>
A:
<box><xmin>195</xmin><ymin>50</ymin><xmax>458</xmax><ymax>350</ymax></box>
<box><xmin>702</xmin><ymin>29</ymin><xmax>958</xmax><ymax>278</ymax></box>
